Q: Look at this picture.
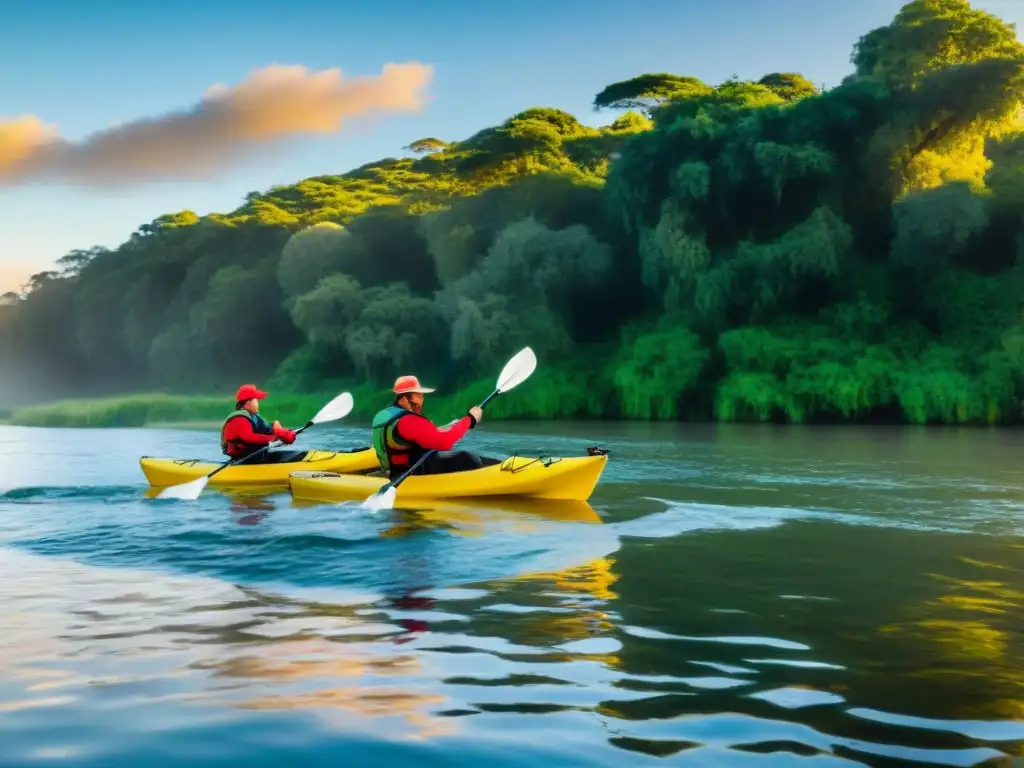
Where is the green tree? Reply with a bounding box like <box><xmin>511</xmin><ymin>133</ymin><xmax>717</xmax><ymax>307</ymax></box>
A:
<box><xmin>277</xmin><ymin>222</ymin><xmax>351</xmax><ymax>299</ymax></box>
<box><xmin>438</xmin><ymin>216</ymin><xmax>613</xmax><ymax>370</ymax></box>
<box><xmin>890</xmin><ymin>181</ymin><xmax>989</xmax><ymax>268</ymax></box>
<box><xmin>757</xmin><ymin>72</ymin><xmax>820</xmax><ymax>102</ymax></box>
<box><xmin>404</xmin><ymin>137</ymin><xmax>449</xmax><ymax>154</ymax></box>
<box><xmin>342</xmin><ymin>206</ymin><xmax>439</xmax><ymax>294</ymax></box>
<box><xmin>186</xmin><ymin>262</ymin><xmax>301</xmax><ymax>383</ymax></box>
<box><xmin>457</xmin><ymin>116</ymin><xmax>569</xmax><ymax>179</ymax></box>
<box><xmin>289</xmin><ymin>273</ymin><xmax>366</xmax><ymax>351</ymax></box>
<box><xmin>851</xmin><ymin>0</ymin><xmax>1023</xmax><ymax>89</ymax></box>
<box><xmin>593</xmin><ymin>74</ymin><xmax>712</xmax><ymax>114</ymax></box>
<box><xmin>56</xmin><ymin>246</ymin><xmax>108</xmax><ymax>278</ymax></box>
<box><xmin>289</xmin><ymin>276</ymin><xmax>446</xmax><ymax>381</ymax></box>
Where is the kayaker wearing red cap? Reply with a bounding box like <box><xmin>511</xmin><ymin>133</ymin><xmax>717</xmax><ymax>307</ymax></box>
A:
<box><xmin>221</xmin><ymin>384</ymin><xmax>299</xmax><ymax>463</ymax></box>
<box><xmin>371</xmin><ymin>375</ymin><xmax>495</xmax><ymax>479</ymax></box>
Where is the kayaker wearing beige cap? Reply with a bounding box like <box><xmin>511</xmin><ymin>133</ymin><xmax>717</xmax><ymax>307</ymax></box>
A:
<box><xmin>371</xmin><ymin>375</ymin><xmax>496</xmax><ymax>479</ymax></box>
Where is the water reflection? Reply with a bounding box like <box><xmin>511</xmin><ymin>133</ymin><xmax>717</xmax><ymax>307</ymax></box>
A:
<box><xmin>5</xmin><ymin>516</ymin><xmax>1024</xmax><ymax>765</ymax></box>
<box><xmin>603</xmin><ymin>515</ymin><xmax>1024</xmax><ymax>764</ymax></box>
<box><xmin>8</xmin><ymin>422</ymin><xmax>1024</xmax><ymax>765</ymax></box>
<box><xmin>193</xmin><ymin>633</ymin><xmax>457</xmax><ymax>740</ymax></box>
<box><xmin>870</xmin><ymin>552</ymin><xmax>1024</xmax><ymax>749</ymax></box>
<box><xmin>291</xmin><ymin>495</ymin><xmax>603</xmax><ymax>537</ymax></box>
<box><xmin>229</xmin><ymin>494</ymin><xmax>276</xmax><ymax>526</ymax></box>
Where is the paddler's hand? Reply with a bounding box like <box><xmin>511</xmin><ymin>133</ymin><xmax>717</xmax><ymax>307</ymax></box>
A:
<box><xmin>467</xmin><ymin>406</ymin><xmax>483</xmax><ymax>428</ymax></box>
<box><xmin>272</xmin><ymin>420</ymin><xmax>297</xmax><ymax>444</ymax></box>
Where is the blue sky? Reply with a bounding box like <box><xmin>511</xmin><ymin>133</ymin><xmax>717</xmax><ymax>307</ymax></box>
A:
<box><xmin>1</xmin><ymin>0</ymin><xmax>1022</xmax><ymax>292</ymax></box>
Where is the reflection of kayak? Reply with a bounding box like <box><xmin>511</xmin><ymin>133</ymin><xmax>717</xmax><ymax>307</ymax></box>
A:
<box><xmin>291</xmin><ymin>492</ymin><xmax>601</xmax><ymax>522</ymax></box>
<box><xmin>370</xmin><ymin>497</ymin><xmax>603</xmax><ymax>537</ymax></box>
<box><xmin>140</xmin><ymin>448</ymin><xmax>380</xmax><ymax>489</ymax></box>
<box><xmin>419</xmin><ymin>496</ymin><xmax>602</xmax><ymax>524</ymax></box>
<box><xmin>288</xmin><ymin>453</ymin><xmax>608</xmax><ymax>503</ymax></box>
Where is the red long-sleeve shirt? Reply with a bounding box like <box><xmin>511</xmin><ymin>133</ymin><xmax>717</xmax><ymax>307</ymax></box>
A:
<box><xmin>394</xmin><ymin>414</ymin><xmax>472</xmax><ymax>451</ymax></box>
<box><xmin>223</xmin><ymin>414</ymin><xmax>276</xmax><ymax>457</ymax></box>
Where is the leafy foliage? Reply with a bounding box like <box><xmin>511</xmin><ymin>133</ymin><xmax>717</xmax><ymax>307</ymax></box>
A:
<box><xmin>593</xmin><ymin>74</ymin><xmax>713</xmax><ymax>114</ymax></box>
<box><xmin>6</xmin><ymin>0</ymin><xmax>1024</xmax><ymax>427</ymax></box>
<box><xmin>404</xmin><ymin>137</ymin><xmax>449</xmax><ymax>154</ymax></box>
<box><xmin>436</xmin><ymin>216</ymin><xmax>613</xmax><ymax>372</ymax></box>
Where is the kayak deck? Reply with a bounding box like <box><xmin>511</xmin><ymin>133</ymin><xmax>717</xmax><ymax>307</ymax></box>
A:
<box><xmin>288</xmin><ymin>453</ymin><xmax>608</xmax><ymax>503</ymax></box>
<box><xmin>140</xmin><ymin>447</ymin><xmax>380</xmax><ymax>489</ymax></box>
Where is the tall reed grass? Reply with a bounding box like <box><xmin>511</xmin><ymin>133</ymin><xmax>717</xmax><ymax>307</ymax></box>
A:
<box><xmin>5</xmin><ymin>369</ymin><xmax>605</xmax><ymax>428</ymax></box>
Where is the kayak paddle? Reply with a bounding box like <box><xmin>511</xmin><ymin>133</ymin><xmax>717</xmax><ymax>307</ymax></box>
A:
<box><xmin>362</xmin><ymin>346</ymin><xmax>537</xmax><ymax>512</ymax></box>
<box><xmin>155</xmin><ymin>391</ymin><xmax>355</xmax><ymax>501</ymax></box>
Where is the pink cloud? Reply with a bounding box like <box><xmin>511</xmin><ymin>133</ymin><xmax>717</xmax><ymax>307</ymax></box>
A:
<box><xmin>0</xmin><ymin>62</ymin><xmax>434</xmax><ymax>188</ymax></box>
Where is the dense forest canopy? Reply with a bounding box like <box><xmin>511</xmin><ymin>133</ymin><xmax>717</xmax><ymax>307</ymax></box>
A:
<box><xmin>5</xmin><ymin>0</ymin><xmax>1024</xmax><ymax>425</ymax></box>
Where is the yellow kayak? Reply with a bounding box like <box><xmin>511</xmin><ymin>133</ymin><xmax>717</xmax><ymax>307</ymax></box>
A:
<box><xmin>288</xmin><ymin>453</ymin><xmax>608</xmax><ymax>504</ymax></box>
<box><xmin>140</xmin><ymin>448</ymin><xmax>380</xmax><ymax>490</ymax></box>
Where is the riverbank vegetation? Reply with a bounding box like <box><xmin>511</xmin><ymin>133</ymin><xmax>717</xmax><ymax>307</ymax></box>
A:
<box><xmin>5</xmin><ymin>0</ymin><xmax>1024</xmax><ymax>426</ymax></box>
<box><xmin>2</xmin><ymin>374</ymin><xmax>583</xmax><ymax>428</ymax></box>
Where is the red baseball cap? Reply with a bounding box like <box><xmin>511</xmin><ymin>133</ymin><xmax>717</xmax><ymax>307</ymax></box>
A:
<box><xmin>235</xmin><ymin>384</ymin><xmax>267</xmax><ymax>402</ymax></box>
<box><xmin>393</xmin><ymin>375</ymin><xmax>436</xmax><ymax>395</ymax></box>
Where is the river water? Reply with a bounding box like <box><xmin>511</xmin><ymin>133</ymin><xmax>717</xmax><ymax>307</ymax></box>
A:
<box><xmin>1</xmin><ymin>421</ymin><xmax>1024</xmax><ymax>766</ymax></box>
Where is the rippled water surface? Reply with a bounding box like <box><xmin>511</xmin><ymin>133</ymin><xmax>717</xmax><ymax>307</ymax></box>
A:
<box><xmin>3</xmin><ymin>421</ymin><xmax>1024</xmax><ymax>766</ymax></box>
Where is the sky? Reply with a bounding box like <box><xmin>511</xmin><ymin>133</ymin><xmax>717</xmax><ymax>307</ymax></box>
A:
<box><xmin>1</xmin><ymin>0</ymin><xmax>1022</xmax><ymax>293</ymax></box>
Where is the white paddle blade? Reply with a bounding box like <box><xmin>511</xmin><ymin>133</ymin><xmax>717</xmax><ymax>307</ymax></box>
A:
<box><xmin>496</xmin><ymin>347</ymin><xmax>537</xmax><ymax>393</ymax></box>
<box><xmin>155</xmin><ymin>475</ymin><xmax>209</xmax><ymax>501</ymax></box>
<box><xmin>361</xmin><ymin>485</ymin><xmax>396</xmax><ymax>512</ymax></box>
<box><xmin>311</xmin><ymin>391</ymin><xmax>354</xmax><ymax>425</ymax></box>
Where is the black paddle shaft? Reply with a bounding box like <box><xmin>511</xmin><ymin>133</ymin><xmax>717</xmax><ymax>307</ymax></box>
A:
<box><xmin>205</xmin><ymin>418</ymin><xmax>315</xmax><ymax>481</ymax></box>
